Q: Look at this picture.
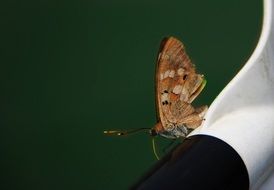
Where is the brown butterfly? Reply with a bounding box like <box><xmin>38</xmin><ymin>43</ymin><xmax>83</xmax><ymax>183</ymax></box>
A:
<box><xmin>104</xmin><ymin>37</ymin><xmax>207</xmax><ymax>159</ymax></box>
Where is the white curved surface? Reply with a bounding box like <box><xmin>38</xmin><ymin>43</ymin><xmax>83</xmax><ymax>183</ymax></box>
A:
<box><xmin>190</xmin><ymin>0</ymin><xmax>274</xmax><ymax>189</ymax></box>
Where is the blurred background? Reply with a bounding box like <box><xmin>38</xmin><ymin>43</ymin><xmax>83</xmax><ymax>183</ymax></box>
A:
<box><xmin>1</xmin><ymin>0</ymin><xmax>262</xmax><ymax>189</ymax></box>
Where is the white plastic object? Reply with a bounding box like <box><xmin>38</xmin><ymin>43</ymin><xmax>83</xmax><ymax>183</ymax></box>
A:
<box><xmin>189</xmin><ymin>0</ymin><xmax>274</xmax><ymax>189</ymax></box>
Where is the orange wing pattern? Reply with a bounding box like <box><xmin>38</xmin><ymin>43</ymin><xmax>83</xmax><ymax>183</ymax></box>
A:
<box><xmin>155</xmin><ymin>37</ymin><xmax>207</xmax><ymax>135</ymax></box>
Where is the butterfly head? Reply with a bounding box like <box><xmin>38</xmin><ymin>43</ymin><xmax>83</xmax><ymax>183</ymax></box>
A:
<box><xmin>149</xmin><ymin>128</ymin><xmax>158</xmax><ymax>137</ymax></box>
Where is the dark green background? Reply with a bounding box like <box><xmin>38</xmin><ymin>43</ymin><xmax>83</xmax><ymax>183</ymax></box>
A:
<box><xmin>1</xmin><ymin>0</ymin><xmax>262</xmax><ymax>189</ymax></box>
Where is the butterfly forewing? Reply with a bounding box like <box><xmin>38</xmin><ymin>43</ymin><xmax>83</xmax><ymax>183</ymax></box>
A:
<box><xmin>155</xmin><ymin>37</ymin><xmax>207</xmax><ymax>134</ymax></box>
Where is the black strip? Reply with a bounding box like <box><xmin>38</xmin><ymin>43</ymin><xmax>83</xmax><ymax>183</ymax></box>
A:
<box><xmin>131</xmin><ymin>135</ymin><xmax>249</xmax><ymax>190</ymax></box>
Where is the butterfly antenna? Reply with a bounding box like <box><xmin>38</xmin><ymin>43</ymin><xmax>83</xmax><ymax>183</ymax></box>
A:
<box><xmin>103</xmin><ymin>128</ymin><xmax>151</xmax><ymax>136</ymax></box>
<box><xmin>152</xmin><ymin>137</ymin><xmax>160</xmax><ymax>160</ymax></box>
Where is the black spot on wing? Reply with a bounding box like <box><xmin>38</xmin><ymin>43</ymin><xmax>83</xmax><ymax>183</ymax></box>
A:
<box><xmin>162</xmin><ymin>100</ymin><xmax>169</xmax><ymax>105</ymax></box>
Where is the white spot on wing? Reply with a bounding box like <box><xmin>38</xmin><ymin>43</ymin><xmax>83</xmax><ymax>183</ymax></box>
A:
<box><xmin>177</xmin><ymin>68</ymin><xmax>185</xmax><ymax>76</ymax></box>
<box><xmin>160</xmin><ymin>73</ymin><xmax>164</xmax><ymax>80</ymax></box>
<box><xmin>161</xmin><ymin>93</ymin><xmax>169</xmax><ymax>102</ymax></box>
<box><xmin>180</xmin><ymin>88</ymin><xmax>188</xmax><ymax>101</ymax></box>
<box><xmin>169</xmin><ymin>70</ymin><xmax>175</xmax><ymax>78</ymax></box>
<box><xmin>163</xmin><ymin>70</ymin><xmax>170</xmax><ymax>79</ymax></box>
<box><xmin>173</xmin><ymin>85</ymin><xmax>182</xmax><ymax>94</ymax></box>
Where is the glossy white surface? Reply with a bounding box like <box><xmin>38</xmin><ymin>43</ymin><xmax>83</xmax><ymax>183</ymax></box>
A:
<box><xmin>190</xmin><ymin>0</ymin><xmax>274</xmax><ymax>189</ymax></box>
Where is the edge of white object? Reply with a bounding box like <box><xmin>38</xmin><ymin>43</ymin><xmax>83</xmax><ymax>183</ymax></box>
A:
<box><xmin>189</xmin><ymin>0</ymin><xmax>274</xmax><ymax>189</ymax></box>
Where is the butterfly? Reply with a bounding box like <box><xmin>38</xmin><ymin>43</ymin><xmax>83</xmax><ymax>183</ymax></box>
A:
<box><xmin>104</xmin><ymin>37</ymin><xmax>207</xmax><ymax>159</ymax></box>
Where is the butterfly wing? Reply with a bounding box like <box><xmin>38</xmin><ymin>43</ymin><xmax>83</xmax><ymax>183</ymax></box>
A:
<box><xmin>155</xmin><ymin>37</ymin><xmax>206</xmax><ymax>132</ymax></box>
